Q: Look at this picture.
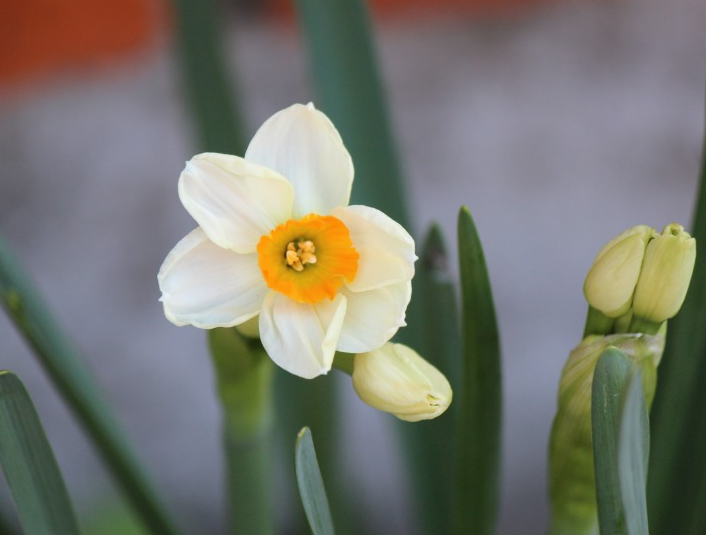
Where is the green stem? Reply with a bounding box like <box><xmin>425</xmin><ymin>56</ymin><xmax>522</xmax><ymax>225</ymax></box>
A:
<box><xmin>583</xmin><ymin>306</ymin><xmax>615</xmax><ymax>337</ymax></box>
<box><xmin>332</xmin><ymin>352</ymin><xmax>355</xmax><ymax>376</ymax></box>
<box><xmin>208</xmin><ymin>328</ymin><xmax>275</xmax><ymax>535</ymax></box>
<box><xmin>627</xmin><ymin>317</ymin><xmax>663</xmax><ymax>336</ymax></box>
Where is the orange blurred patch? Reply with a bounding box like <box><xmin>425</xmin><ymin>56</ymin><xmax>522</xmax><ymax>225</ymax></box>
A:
<box><xmin>0</xmin><ymin>0</ymin><xmax>167</xmax><ymax>86</ymax></box>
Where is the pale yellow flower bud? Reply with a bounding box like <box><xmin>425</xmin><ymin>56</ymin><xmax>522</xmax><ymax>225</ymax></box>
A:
<box><xmin>352</xmin><ymin>343</ymin><xmax>452</xmax><ymax>422</ymax></box>
<box><xmin>583</xmin><ymin>225</ymin><xmax>655</xmax><ymax>317</ymax></box>
<box><xmin>632</xmin><ymin>223</ymin><xmax>696</xmax><ymax>323</ymax></box>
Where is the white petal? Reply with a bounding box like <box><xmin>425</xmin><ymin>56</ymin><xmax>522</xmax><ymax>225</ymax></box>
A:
<box><xmin>178</xmin><ymin>153</ymin><xmax>294</xmax><ymax>254</ymax></box>
<box><xmin>331</xmin><ymin>205</ymin><xmax>416</xmax><ymax>292</ymax></box>
<box><xmin>158</xmin><ymin>228</ymin><xmax>267</xmax><ymax>328</ymax></box>
<box><xmin>336</xmin><ymin>282</ymin><xmax>412</xmax><ymax>353</ymax></box>
<box><xmin>259</xmin><ymin>291</ymin><xmax>347</xmax><ymax>379</ymax></box>
<box><xmin>245</xmin><ymin>103</ymin><xmax>353</xmax><ymax>218</ymax></box>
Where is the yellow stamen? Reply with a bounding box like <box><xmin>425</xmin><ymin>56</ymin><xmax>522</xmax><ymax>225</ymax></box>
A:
<box><xmin>257</xmin><ymin>214</ymin><xmax>359</xmax><ymax>304</ymax></box>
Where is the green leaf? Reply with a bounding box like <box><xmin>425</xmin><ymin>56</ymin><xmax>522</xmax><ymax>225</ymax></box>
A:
<box><xmin>393</xmin><ymin>224</ymin><xmax>459</xmax><ymax>534</ymax></box>
<box><xmin>618</xmin><ymin>368</ymin><xmax>649</xmax><ymax>535</ymax></box>
<box><xmin>172</xmin><ymin>0</ymin><xmax>246</xmax><ymax>154</ymax></box>
<box><xmin>293</xmin><ymin>0</ymin><xmax>409</xmax><ymax>228</ymax></box>
<box><xmin>295</xmin><ymin>427</ymin><xmax>335</xmax><ymax>535</ymax></box>
<box><xmin>453</xmin><ymin>207</ymin><xmax>502</xmax><ymax>535</ymax></box>
<box><xmin>592</xmin><ymin>349</ymin><xmax>649</xmax><ymax>535</ymax></box>
<box><xmin>0</xmin><ymin>371</ymin><xmax>80</xmax><ymax>535</ymax></box>
<box><xmin>291</xmin><ymin>2</ymin><xmax>412</xmax><ymax>531</ymax></box>
<box><xmin>0</xmin><ymin>236</ymin><xmax>184</xmax><ymax>535</ymax></box>
<box><xmin>647</xmin><ymin>88</ymin><xmax>706</xmax><ymax>534</ymax></box>
<box><xmin>593</xmin><ymin>349</ymin><xmax>632</xmax><ymax>535</ymax></box>
<box><xmin>208</xmin><ymin>328</ymin><xmax>275</xmax><ymax>535</ymax></box>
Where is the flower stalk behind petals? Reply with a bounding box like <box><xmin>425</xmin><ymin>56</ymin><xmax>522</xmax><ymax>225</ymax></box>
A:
<box><xmin>209</xmin><ymin>327</ymin><xmax>275</xmax><ymax>535</ymax></box>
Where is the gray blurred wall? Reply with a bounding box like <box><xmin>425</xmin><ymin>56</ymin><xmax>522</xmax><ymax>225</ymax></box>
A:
<box><xmin>1</xmin><ymin>0</ymin><xmax>705</xmax><ymax>532</ymax></box>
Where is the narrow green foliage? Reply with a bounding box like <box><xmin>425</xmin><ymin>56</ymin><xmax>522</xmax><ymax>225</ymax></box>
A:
<box><xmin>209</xmin><ymin>328</ymin><xmax>275</xmax><ymax>535</ymax></box>
<box><xmin>0</xmin><ymin>236</ymin><xmax>184</xmax><ymax>535</ymax></box>
<box><xmin>592</xmin><ymin>349</ymin><xmax>649</xmax><ymax>535</ymax></box>
<box><xmin>0</xmin><ymin>371</ymin><xmax>80</xmax><ymax>535</ymax></box>
<box><xmin>548</xmin><ymin>333</ymin><xmax>660</xmax><ymax>535</ymax></box>
<box><xmin>618</xmin><ymin>370</ymin><xmax>649</xmax><ymax>535</ymax></box>
<box><xmin>295</xmin><ymin>428</ymin><xmax>335</xmax><ymax>535</ymax></box>
<box><xmin>172</xmin><ymin>0</ymin><xmax>246</xmax><ymax>154</ymax></box>
<box><xmin>593</xmin><ymin>349</ymin><xmax>632</xmax><ymax>535</ymax></box>
<box><xmin>293</xmin><ymin>0</ymin><xmax>409</xmax><ymax>227</ymax></box>
<box><xmin>394</xmin><ymin>224</ymin><xmax>459</xmax><ymax>534</ymax></box>
<box><xmin>0</xmin><ymin>506</ymin><xmax>20</xmax><ymax>535</ymax></box>
<box><xmin>292</xmin><ymin>1</ymin><xmax>412</xmax><ymax>531</ymax></box>
<box><xmin>648</xmin><ymin>90</ymin><xmax>706</xmax><ymax>535</ymax></box>
<box><xmin>453</xmin><ymin>207</ymin><xmax>502</xmax><ymax>535</ymax></box>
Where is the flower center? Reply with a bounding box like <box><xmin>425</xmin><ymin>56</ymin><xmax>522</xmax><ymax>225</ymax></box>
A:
<box><xmin>257</xmin><ymin>214</ymin><xmax>359</xmax><ymax>304</ymax></box>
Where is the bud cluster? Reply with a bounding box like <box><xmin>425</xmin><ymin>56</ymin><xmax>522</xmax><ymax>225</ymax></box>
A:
<box><xmin>583</xmin><ymin>223</ymin><xmax>696</xmax><ymax>326</ymax></box>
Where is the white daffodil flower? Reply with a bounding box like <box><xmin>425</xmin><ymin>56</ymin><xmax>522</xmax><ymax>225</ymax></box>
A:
<box><xmin>158</xmin><ymin>103</ymin><xmax>416</xmax><ymax>379</ymax></box>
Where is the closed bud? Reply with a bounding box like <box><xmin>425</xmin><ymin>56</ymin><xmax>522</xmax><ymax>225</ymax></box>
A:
<box><xmin>352</xmin><ymin>343</ymin><xmax>452</xmax><ymax>422</ymax></box>
<box><xmin>583</xmin><ymin>225</ymin><xmax>655</xmax><ymax>317</ymax></box>
<box><xmin>632</xmin><ymin>223</ymin><xmax>696</xmax><ymax>323</ymax></box>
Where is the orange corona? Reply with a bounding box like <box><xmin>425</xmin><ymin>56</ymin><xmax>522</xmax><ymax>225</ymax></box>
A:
<box><xmin>257</xmin><ymin>214</ymin><xmax>359</xmax><ymax>304</ymax></box>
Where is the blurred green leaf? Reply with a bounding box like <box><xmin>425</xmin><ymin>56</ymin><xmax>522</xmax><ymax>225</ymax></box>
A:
<box><xmin>454</xmin><ymin>206</ymin><xmax>502</xmax><ymax>535</ymax></box>
<box><xmin>0</xmin><ymin>371</ymin><xmax>80</xmax><ymax>535</ymax></box>
<box><xmin>293</xmin><ymin>0</ymin><xmax>409</xmax><ymax>228</ymax></box>
<box><xmin>172</xmin><ymin>0</ymin><xmax>246</xmax><ymax>154</ymax></box>
<box><xmin>647</xmin><ymin>89</ymin><xmax>706</xmax><ymax>535</ymax></box>
<box><xmin>291</xmin><ymin>1</ymin><xmax>412</xmax><ymax>532</ymax></box>
<box><xmin>592</xmin><ymin>349</ymin><xmax>649</xmax><ymax>535</ymax></box>
<box><xmin>0</xmin><ymin>236</ymin><xmax>184</xmax><ymax>535</ymax></box>
<box><xmin>295</xmin><ymin>427</ymin><xmax>335</xmax><ymax>535</ymax></box>
<box><xmin>593</xmin><ymin>349</ymin><xmax>632</xmax><ymax>535</ymax></box>
<box><xmin>394</xmin><ymin>224</ymin><xmax>459</xmax><ymax>534</ymax></box>
<box><xmin>0</xmin><ymin>506</ymin><xmax>20</xmax><ymax>535</ymax></box>
<box><xmin>618</xmin><ymin>368</ymin><xmax>649</xmax><ymax>535</ymax></box>
<box><xmin>209</xmin><ymin>327</ymin><xmax>275</xmax><ymax>535</ymax></box>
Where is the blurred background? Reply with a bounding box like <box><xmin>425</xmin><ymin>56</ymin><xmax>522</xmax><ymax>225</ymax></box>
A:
<box><xmin>0</xmin><ymin>0</ymin><xmax>704</xmax><ymax>533</ymax></box>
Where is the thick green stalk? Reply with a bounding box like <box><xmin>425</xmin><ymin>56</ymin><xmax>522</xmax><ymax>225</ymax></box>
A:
<box><xmin>647</xmin><ymin>87</ymin><xmax>706</xmax><ymax>535</ymax></box>
<box><xmin>454</xmin><ymin>207</ymin><xmax>502</xmax><ymax>535</ymax></box>
<box><xmin>0</xmin><ymin>236</ymin><xmax>184</xmax><ymax>535</ymax></box>
<box><xmin>209</xmin><ymin>328</ymin><xmax>275</xmax><ymax>535</ymax></box>
<box><xmin>172</xmin><ymin>0</ymin><xmax>247</xmax><ymax>154</ymax></box>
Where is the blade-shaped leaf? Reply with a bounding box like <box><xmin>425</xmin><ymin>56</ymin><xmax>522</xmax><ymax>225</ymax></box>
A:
<box><xmin>295</xmin><ymin>427</ymin><xmax>335</xmax><ymax>535</ymax></box>
<box><xmin>172</xmin><ymin>0</ymin><xmax>246</xmax><ymax>154</ymax></box>
<box><xmin>618</xmin><ymin>368</ymin><xmax>649</xmax><ymax>535</ymax></box>
<box><xmin>394</xmin><ymin>224</ymin><xmax>459</xmax><ymax>534</ymax></box>
<box><xmin>292</xmin><ymin>1</ymin><xmax>412</xmax><ymax>531</ymax></box>
<box><xmin>453</xmin><ymin>207</ymin><xmax>502</xmax><ymax>535</ymax></box>
<box><xmin>293</xmin><ymin>0</ymin><xmax>409</xmax><ymax>227</ymax></box>
<box><xmin>0</xmin><ymin>236</ymin><xmax>184</xmax><ymax>535</ymax></box>
<box><xmin>0</xmin><ymin>371</ymin><xmax>80</xmax><ymax>535</ymax></box>
<box><xmin>592</xmin><ymin>349</ymin><xmax>649</xmax><ymax>535</ymax></box>
<box><xmin>648</xmin><ymin>87</ymin><xmax>706</xmax><ymax>535</ymax></box>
